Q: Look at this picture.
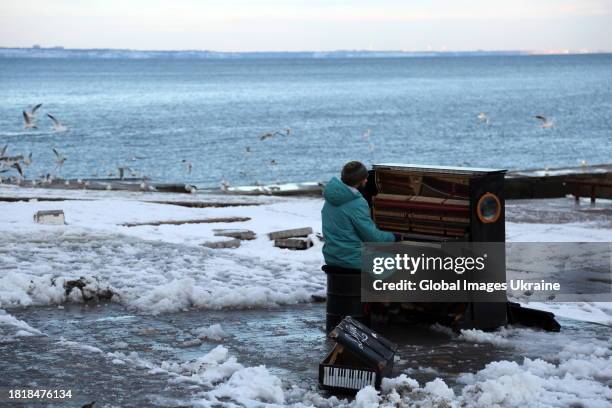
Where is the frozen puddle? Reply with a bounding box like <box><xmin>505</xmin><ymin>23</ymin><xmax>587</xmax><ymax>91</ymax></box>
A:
<box><xmin>2</xmin><ymin>302</ymin><xmax>611</xmax><ymax>407</ymax></box>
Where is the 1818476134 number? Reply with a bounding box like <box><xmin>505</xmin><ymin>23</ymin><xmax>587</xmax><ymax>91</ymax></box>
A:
<box><xmin>7</xmin><ymin>389</ymin><xmax>73</xmax><ymax>400</ymax></box>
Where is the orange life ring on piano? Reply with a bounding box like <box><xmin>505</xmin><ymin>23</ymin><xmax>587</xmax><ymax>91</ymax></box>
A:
<box><xmin>476</xmin><ymin>192</ymin><xmax>501</xmax><ymax>223</ymax></box>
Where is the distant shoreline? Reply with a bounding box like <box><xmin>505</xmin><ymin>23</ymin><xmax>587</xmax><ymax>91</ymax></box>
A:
<box><xmin>0</xmin><ymin>47</ymin><xmax>609</xmax><ymax>60</ymax></box>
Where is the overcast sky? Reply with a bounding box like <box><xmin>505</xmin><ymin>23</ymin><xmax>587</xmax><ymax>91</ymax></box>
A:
<box><xmin>1</xmin><ymin>0</ymin><xmax>611</xmax><ymax>52</ymax></box>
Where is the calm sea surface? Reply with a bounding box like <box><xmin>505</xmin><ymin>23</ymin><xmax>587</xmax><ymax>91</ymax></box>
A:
<box><xmin>1</xmin><ymin>55</ymin><xmax>611</xmax><ymax>188</ymax></box>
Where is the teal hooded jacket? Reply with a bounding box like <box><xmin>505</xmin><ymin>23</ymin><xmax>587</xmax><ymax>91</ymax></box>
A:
<box><xmin>321</xmin><ymin>177</ymin><xmax>395</xmax><ymax>269</ymax></box>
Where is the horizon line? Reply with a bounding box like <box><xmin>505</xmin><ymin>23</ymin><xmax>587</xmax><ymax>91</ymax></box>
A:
<box><xmin>1</xmin><ymin>45</ymin><xmax>610</xmax><ymax>56</ymax></box>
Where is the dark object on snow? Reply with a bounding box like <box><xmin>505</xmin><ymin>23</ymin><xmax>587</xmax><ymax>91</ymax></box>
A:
<box><xmin>82</xmin><ymin>402</ymin><xmax>95</xmax><ymax>408</ymax></box>
<box><xmin>213</xmin><ymin>228</ymin><xmax>256</xmax><ymax>240</ymax></box>
<box><xmin>507</xmin><ymin>302</ymin><xmax>561</xmax><ymax>332</ymax></box>
<box><xmin>267</xmin><ymin>227</ymin><xmax>313</xmax><ymax>240</ymax></box>
<box><xmin>274</xmin><ymin>237</ymin><xmax>313</xmax><ymax>250</ymax></box>
<box><xmin>319</xmin><ymin>316</ymin><xmax>397</xmax><ymax>393</ymax></box>
<box><xmin>322</xmin><ymin>265</ymin><xmax>365</xmax><ymax>333</ymax></box>
<box><xmin>311</xmin><ymin>294</ymin><xmax>326</xmax><ymax>303</ymax></box>
<box><xmin>64</xmin><ymin>277</ymin><xmax>113</xmax><ymax>302</ymax></box>
<box><xmin>33</xmin><ymin>209</ymin><xmax>65</xmax><ymax>225</ymax></box>
<box><xmin>201</xmin><ymin>238</ymin><xmax>242</xmax><ymax>249</ymax></box>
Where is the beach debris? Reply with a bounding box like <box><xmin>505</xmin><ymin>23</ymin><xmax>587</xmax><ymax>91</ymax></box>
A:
<box><xmin>117</xmin><ymin>166</ymin><xmax>133</xmax><ymax>180</ymax></box>
<box><xmin>201</xmin><ymin>238</ymin><xmax>241</xmax><ymax>249</ymax></box>
<box><xmin>477</xmin><ymin>112</ymin><xmax>490</xmax><ymax>124</ymax></box>
<box><xmin>311</xmin><ymin>294</ymin><xmax>326</xmax><ymax>302</ymax></box>
<box><xmin>213</xmin><ymin>228</ymin><xmax>256</xmax><ymax>240</ymax></box>
<box><xmin>121</xmin><ymin>216</ymin><xmax>251</xmax><ymax>227</ymax></box>
<box><xmin>534</xmin><ymin>115</ymin><xmax>554</xmax><ymax>128</ymax></box>
<box><xmin>52</xmin><ymin>148</ymin><xmax>67</xmax><ymax>171</ymax></box>
<box><xmin>64</xmin><ymin>277</ymin><xmax>114</xmax><ymax>302</ymax></box>
<box><xmin>47</xmin><ymin>113</ymin><xmax>68</xmax><ymax>132</ymax></box>
<box><xmin>274</xmin><ymin>237</ymin><xmax>313</xmax><ymax>250</ymax></box>
<box><xmin>268</xmin><ymin>227</ymin><xmax>313</xmax><ymax>240</ymax></box>
<box><xmin>33</xmin><ymin>209</ymin><xmax>66</xmax><ymax>225</ymax></box>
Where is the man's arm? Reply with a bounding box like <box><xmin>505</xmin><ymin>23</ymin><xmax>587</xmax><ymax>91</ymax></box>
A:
<box><xmin>349</xmin><ymin>200</ymin><xmax>396</xmax><ymax>243</ymax></box>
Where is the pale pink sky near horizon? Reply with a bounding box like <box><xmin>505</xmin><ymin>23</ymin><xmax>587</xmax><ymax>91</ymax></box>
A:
<box><xmin>1</xmin><ymin>0</ymin><xmax>611</xmax><ymax>52</ymax></box>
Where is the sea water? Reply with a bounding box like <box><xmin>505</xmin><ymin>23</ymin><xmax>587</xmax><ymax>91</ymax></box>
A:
<box><xmin>1</xmin><ymin>54</ymin><xmax>611</xmax><ymax>188</ymax></box>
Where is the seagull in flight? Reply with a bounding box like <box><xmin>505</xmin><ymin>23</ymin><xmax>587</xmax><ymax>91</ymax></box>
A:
<box><xmin>22</xmin><ymin>111</ymin><xmax>37</xmax><ymax>129</ymax></box>
<box><xmin>52</xmin><ymin>148</ymin><xmax>67</xmax><ymax>171</ymax></box>
<box><xmin>0</xmin><ymin>162</ymin><xmax>23</xmax><ymax>177</ymax></box>
<box><xmin>478</xmin><ymin>112</ymin><xmax>490</xmax><ymax>124</ymax></box>
<box><xmin>181</xmin><ymin>159</ymin><xmax>192</xmax><ymax>174</ymax></box>
<box><xmin>29</xmin><ymin>103</ymin><xmax>43</xmax><ymax>116</ymax></box>
<box><xmin>259</xmin><ymin>128</ymin><xmax>291</xmax><ymax>141</ymax></box>
<box><xmin>47</xmin><ymin>113</ymin><xmax>68</xmax><ymax>132</ymax></box>
<box><xmin>534</xmin><ymin>115</ymin><xmax>554</xmax><ymax>128</ymax></box>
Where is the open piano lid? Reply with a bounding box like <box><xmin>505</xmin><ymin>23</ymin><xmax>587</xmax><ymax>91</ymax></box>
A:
<box><xmin>329</xmin><ymin>317</ymin><xmax>397</xmax><ymax>370</ymax></box>
<box><xmin>373</xmin><ymin>163</ymin><xmax>507</xmax><ymax>176</ymax></box>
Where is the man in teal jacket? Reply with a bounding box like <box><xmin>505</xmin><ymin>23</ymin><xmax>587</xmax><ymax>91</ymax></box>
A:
<box><xmin>322</xmin><ymin>161</ymin><xmax>396</xmax><ymax>270</ymax></box>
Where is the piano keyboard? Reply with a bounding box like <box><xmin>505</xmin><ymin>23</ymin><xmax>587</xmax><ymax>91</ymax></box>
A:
<box><xmin>322</xmin><ymin>366</ymin><xmax>376</xmax><ymax>389</ymax></box>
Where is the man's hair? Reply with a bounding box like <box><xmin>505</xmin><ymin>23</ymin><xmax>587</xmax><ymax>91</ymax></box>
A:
<box><xmin>341</xmin><ymin>161</ymin><xmax>368</xmax><ymax>186</ymax></box>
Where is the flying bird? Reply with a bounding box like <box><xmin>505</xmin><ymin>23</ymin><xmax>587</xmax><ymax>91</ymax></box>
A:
<box><xmin>52</xmin><ymin>148</ymin><xmax>67</xmax><ymax>170</ymax></box>
<box><xmin>534</xmin><ymin>115</ymin><xmax>554</xmax><ymax>128</ymax></box>
<box><xmin>22</xmin><ymin>111</ymin><xmax>37</xmax><ymax>129</ymax></box>
<box><xmin>29</xmin><ymin>103</ymin><xmax>42</xmax><ymax>116</ymax></box>
<box><xmin>260</xmin><ymin>132</ymin><xmax>276</xmax><ymax>141</ymax></box>
<box><xmin>259</xmin><ymin>128</ymin><xmax>291</xmax><ymax>141</ymax></box>
<box><xmin>477</xmin><ymin>112</ymin><xmax>490</xmax><ymax>124</ymax></box>
<box><xmin>181</xmin><ymin>159</ymin><xmax>192</xmax><ymax>174</ymax></box>
<box><xmin>0</xmin><ymin>162</ymin><xmax>23</xmax><ymax>177</ymax></box>
<box><xmin>47</xmin><ymin>113</ymin><xmax>68</xmax><ymax>132</ymax></box>
<box><xmin>23</xmin><ymin>152</ymin><xmax>33</xmax><ymax>166</ymax></box>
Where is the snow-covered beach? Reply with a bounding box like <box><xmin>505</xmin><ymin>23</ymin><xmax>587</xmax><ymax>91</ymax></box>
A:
<box><xmin>1</xmin><ymin>185</ymin><xmax>611</xmax><ymax>407</ymax></box>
